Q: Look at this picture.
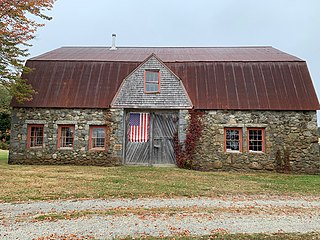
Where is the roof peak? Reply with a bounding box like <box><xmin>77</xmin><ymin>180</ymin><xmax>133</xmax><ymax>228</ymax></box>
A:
<box><xmin>59</xmin><ymin>46</ymin><xmax>274</xmax><ymax>49</ymax></box>
<box><xmin>30</xmin><ymin>46</ymin><xmax>303</xmax><ymax>62</ymax></box>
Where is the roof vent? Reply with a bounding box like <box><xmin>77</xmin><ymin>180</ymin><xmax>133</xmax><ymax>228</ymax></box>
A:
<box><xmin>110</xmin><ymin>34</ymin><xmax>117</xmax><ymax>50</ymax></box>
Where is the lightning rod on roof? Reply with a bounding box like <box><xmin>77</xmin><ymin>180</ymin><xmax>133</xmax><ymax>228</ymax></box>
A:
<box><xmin>110</xmin><ymin>33</ymin><xmax>117</xmax><ymax>50</ymax></box>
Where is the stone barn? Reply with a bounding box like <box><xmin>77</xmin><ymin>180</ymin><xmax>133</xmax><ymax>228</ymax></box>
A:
<box><xmin>9</xmin><ymin>45</ymin><xmax>320</xmax><ymax>173</ymax></box>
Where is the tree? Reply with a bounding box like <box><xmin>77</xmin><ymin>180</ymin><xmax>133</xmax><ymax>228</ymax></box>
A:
<box><xmin>0</xmin><ymin>0</ymin><xmax>55</xmax><ymax>102</ymax></box>
<box><xmin>0</xmin><ymin>84</ymin><xmax>11</xmax><ymax>114</ymax></box>
<box><xmin>0</xmin><ymin>84</ymin><xmax>11</xmax><ymax>149</ymax></box>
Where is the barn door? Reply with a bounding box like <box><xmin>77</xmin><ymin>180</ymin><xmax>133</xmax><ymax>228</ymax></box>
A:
<box><xmin>152</xmin><ymin>112</ymin><xmax>178</xmax><ymax>165</ymax></box>
<box><xmin>125</xmin><ymin>111</ymin><xmax>178</xmax><ymax>165</ymax></box>
<box><xmin>125</xmin><ymin>112</ymin><xmax>150</xmax><ymax>165</ymax></box>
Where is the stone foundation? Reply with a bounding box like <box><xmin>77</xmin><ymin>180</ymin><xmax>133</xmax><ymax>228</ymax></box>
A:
<box><xmin>9</xmin><ymin>108</ymin><xmax>124</xmax><ymax>166</ymax></box>
<box><xmin>191</xmin><ymin>110</ymin><xmax>320</xmax><ymax>174</ymax></box>
<box><xmin>9</xmin><ymin>108</ymin><xmax>320</xmax><ymax>173</ymax></box>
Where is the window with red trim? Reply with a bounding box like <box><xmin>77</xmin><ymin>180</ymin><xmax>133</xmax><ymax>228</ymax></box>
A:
<box><xmin>58</xmin><ymin>125</ymin><xmax>74</xmax><ymax>149</ymax></box>
<box><xmin>248</xmin><ymin>128</ymin><xmax>265</xmax><ymax>152</ymax></box>
<box><xmin>144</xmin><ymin>70</ymin><xmax>160</xmax><ymax>93</ymax></box>
<box><xmin>225</xmin><ymin>128</ymin><xmax>242</xmax><ymax>152</ymax></box>
<box><xmin>27</xmin><ymin>124</ymin><xmax>44</xmax><ymax>148</ymax></box>
<box><xmin>89</xmin><ymin>126</ymin><xmax>107</xmax><ymax>150</ymax></box>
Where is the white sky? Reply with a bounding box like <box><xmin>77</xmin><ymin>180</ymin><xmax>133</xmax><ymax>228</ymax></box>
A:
<box><xmin>28</xmin><ymin>0</ymin><xmax>320</xmax><ymax>124</ymax></box>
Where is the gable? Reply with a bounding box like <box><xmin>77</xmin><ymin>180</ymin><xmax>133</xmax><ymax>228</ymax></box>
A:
<box><xmin>111</xmin><ymin>55</ymin><xmax>192</xmax><ymax>109</ymax></box>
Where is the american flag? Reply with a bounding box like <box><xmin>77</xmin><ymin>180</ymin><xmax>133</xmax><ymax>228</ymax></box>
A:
<box><xmin>129</xmin><ymin>113</ymin><xmax>150</xmax><ymax>142</ymax></box>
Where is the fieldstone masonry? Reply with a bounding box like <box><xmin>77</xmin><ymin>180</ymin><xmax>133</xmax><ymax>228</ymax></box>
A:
<box><xmin>191</xmin><ymin>110</ymin><xmax>320</xmax><ymax>174</ymax></box>
<box><xmin>9</xmin><ymin>108</ymin><xmax>124</xmax><ymax>166</ymax></box>
<box><xmin>9</xmin><ymin>108</ymin><xmax>320</xmax><ymax>173</ymax></box>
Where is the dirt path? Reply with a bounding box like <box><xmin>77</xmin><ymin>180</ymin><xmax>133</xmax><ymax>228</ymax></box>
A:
<box><xmin>1</xmin><ymin>196</ymin><xmax>320</xmax><ymax>239</ymax></box>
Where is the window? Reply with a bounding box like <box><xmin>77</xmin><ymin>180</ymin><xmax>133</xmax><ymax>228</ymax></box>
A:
<box><xmin>58</xmin><ymin>125</ymin><xmax>74</xmax><ymax>149</ymax></box>
<box><xmin>27</xmin><ymin>125</ymin><xmax>44</xmax><ymax>148</ymax></box>
<box><xmin>89</xmin><ymin>126</ymin><xmax>107</xmax><ymax>150</ymax></box>
<box><xmin>248</xmin><ymin>128</ymin><xmax>265</xmax><ymax>152</ymax></box>
<box><xmin>144</xmin><ymin>70</ymin><xmax>160</xmax><ymax>93</ymax></box>
<box><xmin>225</xmin><ymin>128</ymin><xmax>242</xmax><ymax>152</ymax></box>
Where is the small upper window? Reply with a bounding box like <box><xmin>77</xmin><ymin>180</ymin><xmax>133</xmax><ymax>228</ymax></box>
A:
<box><xmin>58</xmin><ymin>125</ymin><xmax>74</xmax><ymax>149</ymax></box>
<box><xmin>144</xmin><ymin>70</ymin><xmax>160</xmax><ymax>93</ymax></box>
<box><xmin>248</xmin><ymin>128</ymin><xmax>265</xmax><ymax>152</ymax></box>
<box><xmin>225</xmin><ymin>128</ymin><xmax>242</xmax><ymax>152</ymax></box>
<box><xmin>89</xmin><ymin>126</ymin><xmax>107</xmax><ymax>150</ymax></box>
<box><xmin>27</xmin><ymin>124</ymin><xmax>44</xmax><ymax>148</ymax></box>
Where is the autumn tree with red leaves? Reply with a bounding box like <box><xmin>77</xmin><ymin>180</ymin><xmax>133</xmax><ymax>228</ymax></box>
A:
<box><xmin>0</xmin><ymin>0</ymin><xmax>55</xmax><ymax>102</ymax></box>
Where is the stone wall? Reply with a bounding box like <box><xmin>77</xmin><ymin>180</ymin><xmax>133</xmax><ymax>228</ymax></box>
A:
<box><xmin>191</xmin><ymin>110</ymin><xmax>320</xmax><ymax>174</ymax></box>
<box><xmin>9</xmin><ymin>107</ymin><xmax>320</xmax><ymax>173</ymax></box>
<box><xmin>9</xmin><ymin>108</ymin><xmax>124</xmax><ymax>166</ymax></box>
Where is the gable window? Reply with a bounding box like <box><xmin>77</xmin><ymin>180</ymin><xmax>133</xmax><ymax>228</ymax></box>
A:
<box><xmin>27</xmin><ymin>124</ymin><xmax>44</xmax><ymax>148</ymax></box>
<box><xmin>58</xmin><ymin>125</ymin><xmax>74</xmax><ymax>149</ymax></box>
<box><xmin>89</xmin><ymin>126</ymin><xmax>107</xmax><ymax>150</ymax></box>
<box><xmin>248</xmin><ymin>128</ymin><xmax>265</xmax><ymax>152</ymax></box>
<box><xmin>225</xmin><ymin>128</ymin><xmax>242</xmax><ymax>152</ymax></box>
<box><xmin>144</xmin><ymin>70</ymin><xmax>160</xmax><ymax>93</ymax></box>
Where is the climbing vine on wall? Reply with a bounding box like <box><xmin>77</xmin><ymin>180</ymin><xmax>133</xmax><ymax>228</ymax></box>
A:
<box><xmin>174</xmin><ymin>109</ymin><xmax>204</xmax><ymax>169</ymax></box>
<box><xmin>275</xmin><ymin>149</ymin><xmax>292</xmax><ymax>173</ymax></box>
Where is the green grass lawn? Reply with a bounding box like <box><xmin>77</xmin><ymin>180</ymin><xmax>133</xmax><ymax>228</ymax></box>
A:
<box><xmin>0</xmin><ymin>149</ymin><xmax>8</xmax><ymax>162</ymax></box>
<box><xmin>0</xmin><ymin>152</ymin><xmax>320</xmax><ymax>202</ymax></box>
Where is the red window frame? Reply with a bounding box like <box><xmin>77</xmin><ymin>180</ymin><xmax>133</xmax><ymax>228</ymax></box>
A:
<box><xmin>27</xmin><ymin>124</ymin><xmax>44</xmax><ymax>148</ymax></box>
<box><xmin>89</xmin><ymin>126</ymin><xmax>107</xmax><ymax>151</ymax></box>
<box><xmin>57</xmin><ymin>125</ymin><xmax>75</xmax><ymax>149</ymax></box>
<box><xmin>144</xmin><ymin>70</ymin><xmax>160</xmax><ymax>93</ymax></box>
<box><xmin>247</xmin><ymin>128</ymin><xmax>265</xmax><ymax>152</ymax></box>
<box><xmin>224</xmin><ymin>128</ymin><xmax>242</xmax><ymax>152</ymax></box>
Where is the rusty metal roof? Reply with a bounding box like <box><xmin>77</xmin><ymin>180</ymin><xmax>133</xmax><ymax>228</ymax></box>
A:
<box><xmin>167</xmin><ymin>62</ymin><xmax>319</xmax><ymax>110</ymax></box>
<box><xmin>12</xmin><ymin>47</ymin><xmax>319</xmax><ymax>110</ymax></box>
<box><xmin>31</xmin><ymin>46</ymin><xmax>302</xmax><ymax>62</ymax></box>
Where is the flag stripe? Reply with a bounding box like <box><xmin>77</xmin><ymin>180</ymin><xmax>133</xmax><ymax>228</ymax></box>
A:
<box><xmin>129</xmin><ymin>113</ymin><xmax>149</xmax><ymax>142</ymax></box>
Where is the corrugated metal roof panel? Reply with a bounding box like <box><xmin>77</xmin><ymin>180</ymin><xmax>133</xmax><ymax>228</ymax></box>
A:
<box><xmin>31</xmin><ymin>46</ymin><xmax>302</xmax><ymax>62</ymax></box>
<box><xmin>12</xmin><ymin>47</ymin><xmax>319</xmax><ymax>110</ymax></box>
<box><xmin>166</xmin><ymin>61</ymin><xmax>319</xmax><ymax>110</ymax></box>
<box><xmin>12</xmin><ymin>61</ymin><xmax>140</xmax><ymax>108</ymax></box>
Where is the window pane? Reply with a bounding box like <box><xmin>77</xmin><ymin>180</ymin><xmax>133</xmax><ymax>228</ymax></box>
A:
<box><xmin>30</xmin><ymin>126</ymin><xmax>43</xmax><ymax>147</ymax></box>
<box><xmin>91</xmin><ymin>127</ymin><xmax>105</xmax><ymax>149</ymax></box>
<box><xmin>60</xmin><ymin>126</ymin><xmax>74</xmax><ymax>148</ymax></box>
<box><xmin>146</xmin><ymin>71</ymin><xmax>158</xmax><ymax>82</ymax></box>
<box><xmin>248</xmin><ymin>129</ymin><xmax>264</xmax><ymax>152</ymax></box>
<box><xmin>225</xmin><ymin>129</ymin><xmax>241</xmax><ymax>152</ymax></box>
<box><xmin>146</xmin><ymin>83</ymin><xmax>159</xmax><ymax>92</ymax></box>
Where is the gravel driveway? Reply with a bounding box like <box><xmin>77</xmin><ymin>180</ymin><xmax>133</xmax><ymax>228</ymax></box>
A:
<box><xmin>1</xmin><ymin>196</ymin><xmax>320</xmax><ymax>239</ymax></box>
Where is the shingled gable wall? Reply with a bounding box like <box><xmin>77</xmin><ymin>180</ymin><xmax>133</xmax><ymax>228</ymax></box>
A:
<box><xmin>111</xmin><ymin>54</ymin><xmax>192</xmax><ymax>109</ymax></box>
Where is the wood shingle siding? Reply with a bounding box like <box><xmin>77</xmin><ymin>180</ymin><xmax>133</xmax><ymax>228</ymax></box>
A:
<box><xmin>111</xmin><ymin>55</ymin><xmax>192</xmax><ymax>109</ymax></box>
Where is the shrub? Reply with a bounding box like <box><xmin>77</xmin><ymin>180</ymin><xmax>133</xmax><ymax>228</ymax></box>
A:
<box><xmin>0</xmin><ymin>141</ymin><xmax>9</xmax><ymax>150</ymax></box>
<box><xmin>174</xmin><ymin>109</ymin><xmax>204</xmax><ymax>169</ymax></box>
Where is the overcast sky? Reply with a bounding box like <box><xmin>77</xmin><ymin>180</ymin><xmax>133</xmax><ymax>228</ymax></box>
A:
<box><xmin>28</xmin><ymin>0</ymin><xmax>320</xmax><ymax>124</ymax></box>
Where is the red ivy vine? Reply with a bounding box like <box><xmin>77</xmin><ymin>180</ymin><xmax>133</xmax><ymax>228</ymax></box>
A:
<box><xmin>174</xmin><ymin>109</ymin><xmax>204</xmax><ymax>169</ymax></box>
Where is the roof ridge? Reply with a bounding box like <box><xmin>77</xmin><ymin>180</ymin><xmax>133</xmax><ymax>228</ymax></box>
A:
<box><xmin>59</xmin><ymin>46</ymin><xmax>274</xmax><ymax>49</ymax></box>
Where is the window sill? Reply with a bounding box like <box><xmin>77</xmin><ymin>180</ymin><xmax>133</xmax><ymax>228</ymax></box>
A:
<box><xmin>58</xmin><ymin>147</ymin><xmax>74</xmax><ymax>150</ymax></box>
<box><xmin>225</xmin><ymin>150</ymin><xmax>242</xmax><ymax>154</ymax></box>
<box><xmin>89</xmin><ymin>148</ymin><xmax>106</xmax><ymax>152</ymax></box>
<box><xmin>144</xmin><ymin>91</ymin><xmax>160</xmax><ymax>94</ymax></box>
<box><xmin>249</xmin><ymin>151</ymin><xmax>265</xmax><ymax>154</ymax></box>
<box><xmin>28</xmin><ymin>146</ymin><xmax>43</xmax><ymax>150</ymax></box>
